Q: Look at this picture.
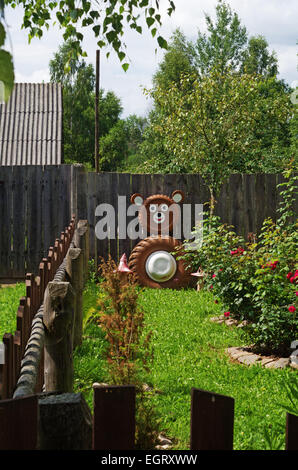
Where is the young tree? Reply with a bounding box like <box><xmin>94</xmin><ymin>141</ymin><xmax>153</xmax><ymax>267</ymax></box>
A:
<box><xmin>194</xmin><ymin>0</ymin><xmax>247</xmax><ymax>75</ymax></box>
<box><xmin>151</xmin><ymin>68</ymin><xmax>292</xmax><ymax>214</ymax></box>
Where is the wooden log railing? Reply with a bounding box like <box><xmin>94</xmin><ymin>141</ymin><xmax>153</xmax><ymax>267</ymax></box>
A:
<box><xmin>0</xmin><ymin>217</ymin><xmax>76</xmax><ymax>400</ymax></box>
<box><xmin>11</xmin><ymin>220</ymin><xmax>89</xmax><ymax>399</ymax></box>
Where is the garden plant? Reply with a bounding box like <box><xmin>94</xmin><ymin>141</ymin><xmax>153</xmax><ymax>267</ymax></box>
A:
<box><xmin>179</xmin><ymin>168</ymin><xmax>298</xmax><ymax>356</ymax></box>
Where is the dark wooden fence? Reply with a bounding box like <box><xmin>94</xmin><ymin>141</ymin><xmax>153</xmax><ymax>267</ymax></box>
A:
<box><xmin>0</xmin><ymin>165</ymin><xmax>72</xmax><ymax>278</ymax></box>
<box><xmin>0</xmin><ymin>217</ymin><xmax>76</xmax><ymax>399</ymax></box>
<box><xmin>1</xmin><ymin>165</ymin><xmax>296</xmax><ymax>278</ymax></box>
<box><xmin>0</xmin><ymin>385</ymin><xmax>297</xmax><ymax>450</ymax></box>
<box><xmin>70</xmin><ymin>166</ymin><xmax>298</xmax><ymax>264</ymax></box>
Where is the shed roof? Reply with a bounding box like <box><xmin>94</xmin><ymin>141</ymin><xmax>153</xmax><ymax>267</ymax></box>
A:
<box><xmin>0</xmin><ymin>83</ymin><xmax>63</xmax><ymax>165</ymax></box>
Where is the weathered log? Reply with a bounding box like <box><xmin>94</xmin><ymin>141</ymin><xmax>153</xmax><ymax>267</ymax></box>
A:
<box><xmin>43</xmin><ymin>281</ymin><xmax>75</xmax><ymax>393</ymax></box>
<box><xmin>13</xmin><ymin>310</ymin><xmax>44</xmax><ymax>398</ymax></box>
<box><xmin>66</xmin><ymin>247</ymin><xmax>84</xmax><ymax>348</ymax></box>
<box><xmin>73</xmin><ymin>220</ymin><xmax>89</xmax><ymax>281</ymax></box>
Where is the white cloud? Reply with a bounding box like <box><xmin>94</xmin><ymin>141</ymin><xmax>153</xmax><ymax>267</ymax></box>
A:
<box><xmin>3</xmin><ymin>0</ymin><xmax>298</xmax><ymax>117</ymax></box>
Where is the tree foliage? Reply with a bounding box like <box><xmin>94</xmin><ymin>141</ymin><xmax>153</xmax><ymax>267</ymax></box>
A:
<box><xmin>150</xmin><ymin>68</ymin><xmax>292</xmax><ymax>211</ymax></box>
<box><xmin>5</xmin><ymin>0</ymin><xmax>175</xmax><ymax>71</ymax></box>
<box><xmin>194</xmin><ymin>0</ymin><xmax>247</xmax><ymax>75</ymax></box>
<box><xmin>0</xmin><ymin>10</ymin><xmax>14</xmax><ymax>102</ymax></box>
<box><xmin>138</xmin><ymin>0</ymin><xmax>293</xmax><ymax>180</ymax></box>
<box><xmin>50</xmin><ymin>40</ymin><xmax>122</xmax><ymax>165</ymax></box>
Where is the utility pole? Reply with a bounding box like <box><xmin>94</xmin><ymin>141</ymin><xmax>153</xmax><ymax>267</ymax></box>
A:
<box><xmin>95</xmin><ymin>49</ymin><xmax>100</xmax><ymax>172</ymax></box>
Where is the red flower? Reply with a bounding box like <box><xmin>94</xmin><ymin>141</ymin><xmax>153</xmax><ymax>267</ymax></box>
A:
<box><xmin>290</xmin><ymin>277</ymin><xmax>296</xmax><ymax>283</ymax></box>
<box><xmin>212</xmin><ymin>274</ymin><xmax>216</xmax><ymax>278</ymax></box>
<box><xmin>210</xmin><ymin>285</ymin><xmax>213</xmax><ymax>289</ymax></box>
<box><xmin>296</xmin><ymin>292</ymin><xmax>298</xmax><ymax>296</ymax></box>
<box><xmin>224</xmin><ymin>312</ymin><xmax>230</xmax><ymax>317</ymax></box>
<box><xmin>288</xmin><ymin>305</ymin><xmax>296</xmax><ymax>313</ymax></box>
<box><xmin>287</xmin><ymin>272</ymin><xmax>293</xmax><ymax>279</ymax></box>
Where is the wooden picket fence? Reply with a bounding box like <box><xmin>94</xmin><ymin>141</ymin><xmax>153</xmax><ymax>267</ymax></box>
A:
<box><xmin>0</xmin><ymin>385</ymin><xmax>297</xmax><ymax>450</ymax></box>
<box><xmin>0</xmin><ymin>217</ymin><xmax>76</xmax><ymax>400</ymax></box>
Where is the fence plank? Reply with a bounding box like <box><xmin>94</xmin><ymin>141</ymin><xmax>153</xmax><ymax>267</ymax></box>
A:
<box><xmin>95</xmin><ymin>173</ymin><xmax>112</xmax><ymax>262</ymax></box>
<box><xmin>86</xmin><ymin>172</ymin><xmax>97</xmax><ymax>261</ymax></box>
<box><xmin>118</xmin><ymin>173</ymin><xmax>131</xmax><ymax>263</ymax></box>
<box><xmin>2</xmin><ymin>333</ymin><xmax>14</xmax><ymax>399</ymax></box>
<box><xmin>0</xmin><ymin>167</ymin><xmax>13</xmax><ymax>277</ymax></box>
<box><xmin>190</xmin><ymin>388</ymin><xmax>234</xmax><ymax>450</ymax></box>
<box><xmin>286</xmin><ymin>412</ymin><xmax>298</xmax><ymax>450</ymax></box>
<box><xmin>0</xmin><ymin>394</ymin><xmax>38</xmax><ymax>449</ymax></box>
<box><xmin>11</xmin><ymin>166</ymin><xmax>26</xmax><ymax>277</ymax></box>
<box><xmin>26</xmin><ymin>166</ymin><xmax>43</xmax><ymax>274</ymax></box>
<box><xmin>92</xmin><ymin>384</ymin><xmax>136</xmax><ymax>450</ymax></box>
<box><xmin>109</xmin><ymin>173</ymin><xmax>119</xmax><ymax>261</ymax></box>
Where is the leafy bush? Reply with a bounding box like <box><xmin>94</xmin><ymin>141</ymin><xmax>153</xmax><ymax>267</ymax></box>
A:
<box><xmin>179</xmin><ymin>169</ymin><xmax>298</xmax><ymax>355</ymax></box>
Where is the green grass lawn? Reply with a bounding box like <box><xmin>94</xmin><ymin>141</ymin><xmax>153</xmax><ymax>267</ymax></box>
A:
<box><xmin>74</xmin><ymin>281</ymin><xmax>297</xmax><ymax>451</ymax></box>
<box><xmin>0</xmin><ymin>284</ymin><xmax>26</xmax><ymax>338</ymax></box>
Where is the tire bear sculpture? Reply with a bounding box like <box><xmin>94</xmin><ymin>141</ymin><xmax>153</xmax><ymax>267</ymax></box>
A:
<box><xmin>128</xmin><ymin>190</ymin><xmax>192</xmax><ymax>289</ymax></box>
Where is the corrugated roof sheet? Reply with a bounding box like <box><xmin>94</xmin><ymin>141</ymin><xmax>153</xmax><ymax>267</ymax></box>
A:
<box><xmin>0</xmin><ymin>83</ymin><xmax>63</xmax><ymax>165</ymax></box>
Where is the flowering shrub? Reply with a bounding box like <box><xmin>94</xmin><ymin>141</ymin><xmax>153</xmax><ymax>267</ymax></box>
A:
<box><xmin>179</xmin><ymin>169</ymin><xmax>298</xmax><ymax>355</ymax></box>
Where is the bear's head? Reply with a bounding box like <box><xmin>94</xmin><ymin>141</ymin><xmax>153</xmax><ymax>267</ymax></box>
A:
<box><xmin>130</xmin><ymin>190</ymin><xmax>184</xmax><ymax>235</ymax></box>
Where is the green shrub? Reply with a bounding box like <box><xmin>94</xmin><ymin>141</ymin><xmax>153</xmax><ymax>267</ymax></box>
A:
<box><xmin>179</xmin><ymin>168</ymin><xmax>298</xmax><ymax>355</ymax></box>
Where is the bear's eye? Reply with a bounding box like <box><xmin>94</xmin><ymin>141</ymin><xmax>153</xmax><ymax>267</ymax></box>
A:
<box><xmin>149</xmin><ymin>204</ymin><xmax>157</xmax><ymax>213</ymax></box>
<box><xmin>160</xmin><ymin>204</ymin><xmax>168</xmax><ymax>212</ymax></box>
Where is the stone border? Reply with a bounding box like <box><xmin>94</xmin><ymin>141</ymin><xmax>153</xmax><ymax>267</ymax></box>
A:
<box><xmin>210</xmin><ymin>315</ymin><xmax>248</xmax><ymax>328</ymax></box>
<box><xmin>226</xmin><ymin>346</ymin><xmax>297</xmax><ymax>369</ymax></box>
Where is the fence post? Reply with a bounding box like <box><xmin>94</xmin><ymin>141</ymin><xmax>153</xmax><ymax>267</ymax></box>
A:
<box><xmin>0</xmin><ymin>395</ymin><xmax>38</xmax><ymax>450</ymax></box>
<box><xmin>92</xmin><ymin>384</ymin><xmax>136</xmax><ymax>450</ymax></box>
<box><xmin>43</xmin><ymin>281</ymin><xmax>75</xmax><ymax>393</ymax></box>
<box><xmin>190</xmin><ymin>388</ymin><xmax>234</xmax><ymax>450</ymax></box>
<box><xmin>38</xmin><ymin>392</ymin><xmax>92</xmax><ymax>450</ymax></box>
<box><xmin>286</xmin><ymin>412</ymin><xmax>298</xmax><ymax>450</ymax></box>
<box><xmin>66</xmin><ymin>247</ymin><xmax>84</xmax><ymax>348</ymax></box>
<box><xmin>74</xmin><ymin>220</ymin><xmax>89</xmax><ymax>282</ymax></box>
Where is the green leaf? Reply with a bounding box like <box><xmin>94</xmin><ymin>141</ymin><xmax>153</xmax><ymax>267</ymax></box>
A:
<box><xmin>151</xmin><ymin>27</ymin><xmax>157</xmax><ymax>38</ymax></box>
<box><xmin>118</xmin><ymin>51</ymin><xmax>125</xmax><ymax>62</ymax></box>
<box><xmin>122</xmin><ymin>63</ymin><xmax>129</xmax><ymax>72</ymax></box>
<box><xmin>0</xmin><ymin>49</ymin><xmax>15</xmax><ymax>103</ymax></box>
<box><xmin>157</xmin><ymin>36</ymin><xmax>168</xmax><ymax>50</ymax></box>
<box><xmin>146</xmin><ymin>17</ymin><xmax>155</xmax><ymax>28</ymax></box>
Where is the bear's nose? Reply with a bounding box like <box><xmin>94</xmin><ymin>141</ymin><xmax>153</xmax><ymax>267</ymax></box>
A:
<box><xmin>157</xmin><ymin>212</ymin><xmax>162</xmax><ymax>218</ymax></box>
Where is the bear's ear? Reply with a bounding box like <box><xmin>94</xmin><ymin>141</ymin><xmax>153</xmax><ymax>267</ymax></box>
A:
<box><xmin>171</xmin><ymin>190</ymin><xmax>184</xmax><ymax>204</ymax></box>
<box><xmin>131</xmin><ymin>193</ymin><xmax>144</xmax><ymax>206</ymax></box>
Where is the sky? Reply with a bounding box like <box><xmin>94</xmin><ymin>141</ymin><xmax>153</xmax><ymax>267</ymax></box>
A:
<box><xmin>3</xmin><ymin>0</ymin><xmax>298</xmax><ymax>118</ymax></box>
